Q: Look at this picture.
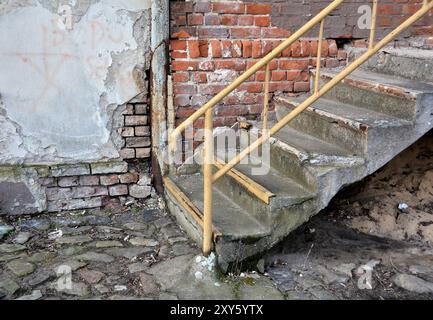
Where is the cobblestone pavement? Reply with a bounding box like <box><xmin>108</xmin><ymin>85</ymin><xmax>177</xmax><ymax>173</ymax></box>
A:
<box><xmin>0</xmin><ymin>196</ymin><xmax>283</xmax><ymax>300</ymax></box>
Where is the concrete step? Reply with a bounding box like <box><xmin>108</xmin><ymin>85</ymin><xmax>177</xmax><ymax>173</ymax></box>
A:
<box><xmin>349</xmin><ymin>47</ymin><xmax>433</xmax><ymax>83</ymax></box>
<box><xmin>238</xmin><ymin>122</ymin><xmax>363</xmax><ymax>191</ymax></box>
<box><xmin>314</xmin><ymin>68</ymin><xmax>433</xmax><ymax>121</ymax></box>
<box><xmin>213</xmin><ymin>148</ymin><xmax>315</xmax><ymax>224</ymax></box>
<box><xmin>274</xmin><ymin>94</ymin><xmax>411</xmax><ymax>155</ymax></box>
<box><xmin>167</xmin><ymin>173</ymin><xmax>270</xmax><ymax>240</ymax></box>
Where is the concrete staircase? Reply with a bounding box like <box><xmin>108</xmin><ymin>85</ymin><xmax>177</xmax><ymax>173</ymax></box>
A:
<box><xmin>165</xmin><ymin>47</ymin><xmax>433</xmax><ymax>271</ymax></box>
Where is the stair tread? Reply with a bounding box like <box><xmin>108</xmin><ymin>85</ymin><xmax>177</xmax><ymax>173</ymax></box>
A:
<box><xmin>353</xmin><ymin>46</ymin><xmax>433</xmax><ymax>61</ymax></box>
<box><xmin>171</xmin><ymin>174</ymin><xmax>269</xmax><ymax>239</ymax></box>
<box><xmin>319</xmin><ymin>68</ymin><xmax>433</xmax><ymax>96</ymax></box>
<box><xmin>276</xmin><ymin>94</ymin><xmax>411</xmax><ymax>129</ymax></box>
<box><xmin>268</xmin><ymin>123</ymin><xmax>362</xmax><ymax>160</ymax></box>
<box><xmin>220</xmin><ymin>150</ymin><xmax>315</xmax><ymax>204</ymax></box>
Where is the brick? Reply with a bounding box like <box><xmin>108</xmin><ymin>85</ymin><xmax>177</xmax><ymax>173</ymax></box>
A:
<box><xmin>378</xmin><ymin>16</ymin><xmax>391</xmax><ymax>27</ymax></box>
<box><xmin>47</xmin><ymin>197</ymin><xmax>103</xmax><ymax>212</ymax></box>
<box><xmin>194</xmin><ymin>1</ymin><xmax>211</xmax><ymax>13</ymax></box>
<box><xmin>174</xmin><ymin>95</ymin><xmax>190</xmax><ymax>107</ymax></box>
<box><xmin>172</xmin><ymin>29</ymin><xmax>191</xmax><ymax>39</ymax></box>
<box><xmin>242</xmin><ymin>40</ymin><xmax>252</xmax><ymax>57</ymax></box>
<box><xmin>109</xmin><ymin>185</ymin><xmax>128</xmax><ymax>196</ymax></box>
<box><xmin>174</xmin><ymin>84</ymin><xmax>196</xmax><ymax>95</ymax></box>
<box><xmin>135</xmin><ymin>126</ymin><xmax>150</xmax><ymax>136</ymax></box>
<box><xmin>72</xmin><ymin>186</ymin><xmax>108</xmax><ymax>198</ymax></box>
<box><xmin>172</xmin><ymin>72</ymin><xmax>189</xmax><ymax>83</ymax></box>
<box><xmin>171</xmin><ymin>51</ymin><xmax>187</xmax><ymax>59</ymax></box>
<box><xmin>221</xmin><ymin>15</ymin><xmax>238</xmax><ymax>26</ymax></box>
<box><xmin>221</xmin><ymin>40</ymin><xmax>232</xmax><ymax>58</ymax></box>
<box><xmin>212</xmin><ymin>2</ymin><xmax>245</xmax><ymax>14</ymax></box>
<box><xmin>100</xmin><ymin>174</ymin><xmax>119</xmax><ymax>186</ymax></box>
<box><xmin>79</xmin><ymin>175</ymin><xmax>99</xmax><ymax>186</ymax></box>
<box><xmin>247</xmin><ymin>60</ymin><xmax>277</xmax><ymax>71</ymax></box>
<box><xmin>294</xmin><ymin>81</ymin><xmax>310</xmax><ymax>92</ymax></box>
<box><xmin>210</xmin><ymin>40</ymin><xmax>221</xmax><ymax>58</ymax></box>
<box><xmin>326</xmin><ymin>58</ymin><xmax>340</xmax><ymax>68</ymax></box>
<box><xmin>238</xmin><ymin>82</ymin><xmax>263</xmax><ymax>93</ymax></box>
<box><xmin>238</xmin><ymin>15</ymin><xmax>254</xmax><ymax>26</ymax></box>
<box><xmin>198</xmin><ymin>27</ymin><xmax>229</xmax><ymax>38</ymax></box>
<box><xmin>187</xmin><ymin>13</ymin><xmax>203</xmax><ymax>25</ymax></box>
<box><xmin>119</xmin><ymin>173</ymin><xmax>139</xmax><ymax>184</ymax></box>
<box><xmin>125</xmin><ymin>115</ymin><xmax>148</xmax><ymax>126</ymax></box>
<box><xmin>269</xmin><ymin>81</ymin><xmax>293</xmax><ymax>92</ymax></box>
<box><xmin>271</xmin><ymin>71</ymin><xmax>287</xmax><ymax>81</ymax></box>
<box><xmin>171</xmin><ymin>40</ymin><xmax>186</xmax><ymax>51</ymax></box>
<box><xmin>214</xmin><ymin>60</ymin><xmax>246</xmax><ymax>71</ymax></box>
<box><xmin>134</xmin><ymin>104</ymin><xmax>147</xmax><ymax>115</ymax></box>
<box><xmin>337</xmin><ymin>49</ymin><xmax>347</xmax><ymax>60</ymax></box>
<box><xmin>51</xmin><ymin>164</ymin><xmax>90</xmax><ymax>177</ymax></box>
<box><xmin>46</xmin><ymin>187</ymin><xmax>72</xmax><ymax>201</ymax></box>
<box><xmin>91</xmin><ymin>162</ymin><xmax>128</xmax><ymax>174</ymax></box>
<box><xmin>231</xmin><ymin>40</ymin><xmax>243</xmax><ymax>58</ymax></box>
<box><xmin>39</xmin><ymin>177</ymin><xmax>56</xmax><ymax>187</ymax></box>
<box><xmin>58</xmin><ymin>176</ymin><xmax>79</xmax><ymax>187</ymax></box>
<box><xmin>191</xmin><ymin>72</ymin><xmax>207</xmax><ymax>83</ymax></box>
<box><xmin>379</xmin><ymin>4</ymin><xmax>401</xmax><ymax>15</ymax></box>
<box><xmin>198</xmin><ymin>61</ymin><xmax>214</xmax><ymax>71</ymax></box>
<box><xmin>129</xmin><ymin>185</ymin><xmax>152</xmax><ymax>199</ymax></box>
<box><xmin>290</xmin><ymin>41</ymin><xmax>302</xmax><ymax>57</ymax></box>
<box><xmin>215</xmin><ymin>105</ymin><xmax>249</xmax><ymax>117</ymax></box>
<box><xmin>262</xmin><ymin>27</ymin><xmax>291</xmax><ymax>38</ymax></box>
<box><xmin>205</xmin><ymin>14</ymin><xmax>220</xmax><ymax>25</ymax></box>
<box><xmin>199</xmin><ymin>41</ymin><xmax>209</xmax><ymax>57</ymax></box>
<box><xmin>328</xmin><ymin>40</ymin><xmax>338</xmax><ymax>57</ymax></box>
<box><xmin>191</xmin><ymin>95</ymin><xmax>208</xmax><ymax>107</ymax></box>
<box><xmin>122</xmin><ymin>105</ymin><xmax>134</xmax><ymax>115</ymax></box>
<box><xmin>242</xmin><ymin>93</ymin><xmax>264</xmax><ymax>105</ymax></box>
<box><xmin>286</xmin><ymin>70</ymin><xmax>302</xmax><ymax>81</ymax></box>
<box><xmin>170</xmin><ymin>1</ymin><xmax>193</xmax><ymax>14</ymax></box>
<box><xmin>174</xmin><ymin>15</ymin><xmax>186</xmax><ymax>27</ymax></box>
<box><xmin>263</xmin><ymin>40</ymin><xmax>281</xmax><ymax>55</ymax></box>
<box><xmin>254</xmin><ymin>16</ymin><xmax>270</xmax><ymax>27</ymax></box>
<box><xmin>279</xmin><ymin>60</ymin><xmax>309</xmax><ymax>70</ymax></box>
<box><xmin>125</xmin><ymin>137</ymin><xmax>151</xmax><ymax>148</ymax></box>
<box><xmin>172</xmin><ymin>61</ymin><xmax>199</xmax><ymax>71</ymax></box>
<box><xmin>300</xmin><ymin>40</ymin><xmax>310</xmax><ymax>57</ymax></box>
<box><xmin>230</xmin><ymin>27</ymin><xmax>261</xmax><ymax>39</ymax></box>
<box><xmin>251</xmin><ymin>41</ymin><xmax>262</xmax><ymax>58</ymax></box>
<box><xmin>199</xmin><ymin>84</ymin><xmax>227</xmax><ymax>95</ymax></box>
<box><xmin>120</xmin><ymin>148</ymin><xmax>135</xmax><ymax>159</ymax></box>
<box><xmin>246</xmin><ymin>4</ymin><xmax>272</xmax><ymax>15</ymax></box>
<box><xmin>121</xmin><ymin>127</ymin><xmax>134</xmax><ymax>137</ymax></box>
<box><xmin>136</xmin><ymin>148</ymin><xmax>151</xmax><ymax>158</ymax></box>
<box><xmin>188</xmin><ymin>40</ymin><xmax>200</xmax><ymax>58</ymax></box>
<box><xmin>176</xmin><ymin>107</ymin><xmax>197</xmax><ymax>118</ymax></box>
<box><xmin>222</xmin><ymin>95</ymin><xmax>240</xmax><ymax>105</ymax></box>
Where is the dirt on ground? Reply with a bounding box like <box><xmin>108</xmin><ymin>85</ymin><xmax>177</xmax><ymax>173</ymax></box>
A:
<box><xmin>264</xmin><ymin>130</ymin><xmax>433</xmax><ymax>300</ymax></box>
<box><xmin>336</xmin><ymin>130</ymin><xmax>433</xmax><ymax>245</ymax></box>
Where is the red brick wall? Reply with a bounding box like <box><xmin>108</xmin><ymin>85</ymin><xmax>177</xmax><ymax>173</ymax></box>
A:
<box><xmin>170</xmin><ymin>1</ymin><xmax>433</xmax><ymax>130</ymax></box>
<box><xmin>170</xmin><ymin>1</ymin><xmax>347</xmax><ymax>129</ymax></box>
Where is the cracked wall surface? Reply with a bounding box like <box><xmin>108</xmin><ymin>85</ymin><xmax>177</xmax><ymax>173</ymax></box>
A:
<box><xmin>0</xmin><ymin>0</ymin><xmax>162</xmax><ymax>215</ymax></box>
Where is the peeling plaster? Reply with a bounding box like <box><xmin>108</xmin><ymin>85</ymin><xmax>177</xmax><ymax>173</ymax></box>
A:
<box><xmin>0</xmin><ymin>0</ymin><xmax>158</xmax><ymax>214</ymax></box>
<box><xmin>0</xmin><ymin>0</ymin><xmax>151</xmax><ymax>164</ymax></box>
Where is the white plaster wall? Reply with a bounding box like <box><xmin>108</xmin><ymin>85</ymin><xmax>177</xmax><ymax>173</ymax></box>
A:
<box><xmin>0</xmin><ymin>0</ymin><xmax>151</xmax><ymax>164</ymax></box>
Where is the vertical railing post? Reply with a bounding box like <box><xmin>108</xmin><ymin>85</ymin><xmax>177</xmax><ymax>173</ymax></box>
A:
<box><xmin>203</xmin><ymin>108</ymin><xmax>214</xmax><ymax>256</ymax></box>
<box><xmin>263</xmin><ymin>63</ymin><xmax>270</xmax><ymax>131</ymax></box>
<box><xmin>369</xmin><ymin>0</ymin><xmax>378</xmax><ymax>50</ymax></box>
<box><xmin>314</xmin><ymin>19</ymin><xmax>325</xmax><ymax>95</ymax></box>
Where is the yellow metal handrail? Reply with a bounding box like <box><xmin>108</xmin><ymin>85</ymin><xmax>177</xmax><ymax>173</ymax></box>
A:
<box><xmin>169</xmin><ymin>0</ymin><xmax>433</xmax><ymax>255</ymax></box>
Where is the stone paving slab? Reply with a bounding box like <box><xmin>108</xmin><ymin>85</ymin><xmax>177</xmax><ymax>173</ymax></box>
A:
<box><xmin>0</xmin><ymin>195</ymin><xmax>284</xmax><ymax>300</ymax></box>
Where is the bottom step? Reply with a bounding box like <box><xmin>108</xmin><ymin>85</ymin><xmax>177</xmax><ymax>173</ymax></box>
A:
<box><xmin>164</xmin><ymin>174</ymin><xmax>272</xmax><ymax>271</ymax></box>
